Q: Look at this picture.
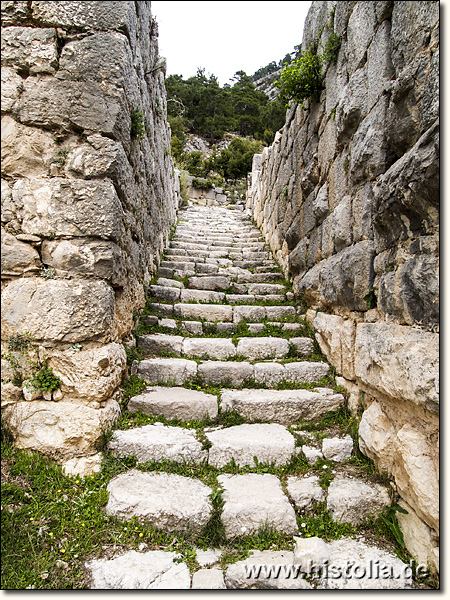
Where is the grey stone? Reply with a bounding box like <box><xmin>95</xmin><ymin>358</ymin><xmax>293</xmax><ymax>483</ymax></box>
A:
<box><xmin>188</xmin><ymin>275</ymin><xmax>230</xmax><ymax>291</ymax></box>
<box><xmin>196</xmin><ymin>549</ymin><xmax>223</xmax><ymax>567</ymax></box>
<box><xmin>233</xmin><ymin>305</ymin><xmax>266</xmax><ymax>323</ymax></box>
<box><xmin>220</xmin><ymin>388</ymin><xmax>344</xmax><ymax>424</ymax></box>
<box><xmin>254</xmin><ymin>362</ymin><xmax>286</xmax><ymax>387</ymax></box>
<box><xmin>283</xmin><ymin>361</ymin><xmax>330</xmax><ymax>384</ymax></box>
<box><xmin>137</xmin><ymin>358</ymin><xmax>197</xmax><ymax>386</ymax></box>
<box><xmin>192</xmin><ymin>568</ymin><xmax>226</xmax><ymax>589</ymax></box>
<box><xmin>108</xmin><ymin>424</ymin><xmax>207</xmax><ymax>464</ymax></box>
<box><xmin>301</xmin><ymin>445</ymin><xmax>323</xmax><ymax>465</ymax></box>
<box><xmin>137</xmin><ymin>334</ymin><xmax>183</xmax><ymax>355</ymax></box>
<box><xmin>157</xmin><ymin>277</ymin><xmax>183</xmax><ymax>289</ymax></box>
<box><xmin>236</xmin><ymin>337</ymin><xmax>289</xmax><ymax>361</ymax></box>
<box><xmin>1</xmin><ymin>278</ymin><xmax>115</xmax><ymax>343</ymax></box>
<box><xmin>181</xmin><ymin>320</ymin><xmax>203</xmax><ymax>335</ymax></box>
<box><xmin>1</xmin><ymin>67</ymin><xmax>23</xmax><ymax>112</ymax></box>
<box><xmin>11</xmin><ymin>177</ymin><xmax>123</xmax><ymax>241</ymax></box>
<box><xmin>106</xmin><ymin>470</ymin><xmax>212</xmax><ymax>534</ymax></box>
<box><xmin>127</xmin><ymin>387</ymin><xmax>218</xmax><ymax>421</ymax></box>
<box><xmin>1</xmin><ymin>26</ymin><xmax>58</xmax><ymax>75</ymax></box>
<box><xmin>289</xmin><ymin>337</ymin><xmax>315</xmax><ymax>356</ymax></box>
<box><xmin>174</xmin><ymin>303</ymin><xmax>233</xmax><ymax>323</ymax></box>
<box><xmin>225</xmin><ymin>550</ymin><xmax>312</xmax><ymax>590</ymax></box>
<box><xmin>183</xmin><ymin>338</ymin><xmax>236</xmax><ymax>360</ymax></box>
<box><xmin>198</xmin><ymin>361</ymin><xmax>253</xmax><ymax>386</ymax></box>
<box><xmin>41</xmin><ymin>238</ymin><xmax>126</xmax><ymax>285</ymax></box>
<box><xmin>327</xmin><ymin>477</ymin><xmax>391</xmax><ymax>525</ymax></box>
<box><xmin>218</xmin><ymin>474</ymin><xmax>298</xmax><ymax>539</ymax></box>
<box><xmin>294</xmin><ymin>536</ymin><xmax>330</xmax><ymax>574</ymax></box>
<box><xmin>180</xmin><ymin>288</ymin><xmax>225</xmax><ymax>304</ymax></box>
<box><xmin>322</xmin><ymin>435</ymin><xmax>354</xmax><ymax>462</ymax></box>
<box><xmin>317</xmin><ymin>537</ymin><xmax>412</xmax><ymax>589</ymax></box>
<box><xmin>87</xmin><ymin>550</ymin><xmax>191</xmax><ymax>590</ymax></box>
<box><xmin>287</xmin><ymin>475</ymin><xmax>325</xmax><ymax>509</ymax></box>
<box><xmin>1</xmin><ymin>229</ymin><xmax>41</xmax><ymax>277</ymax></box>
<box><xmin>206</xmin><ymin>424</ymin><xmax>296</xmax><ymax>468</ymax></box>
<box><xmin>149</xmin><ymin>285</ymin><xmax>181</xmax><ymax>303</ymax></box>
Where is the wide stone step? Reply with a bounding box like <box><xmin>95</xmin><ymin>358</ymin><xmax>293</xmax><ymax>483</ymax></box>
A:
<box><xmin>218</xmin><ymin>473</ymin><xmax>298</xmax><ymax>539</ymax></box>
<box><xmin>127</xmin><ymin>386</ymin><xmax>218</xmax><ymax>420</ymax></box>
<box><xmin>108</xmin><ymin>424</ymin><xmax>208</xmax><ymax>464</ymax></box>
<box><xmin>220</xmin><ymin>388</ymin><xmax>344</xmax><ymax>424</ymax></box>
<box><xmin>172</xmin><ymin>303</ymin><xmax>297</xmax><ymax>323</ymax></box>
<box><xmin>206</xmin><ymin>423</ymin><xmax>296</xmax><ymax>467</ymax></box>
<box><xmin>105</xmin><ymin>470</ymin><xmax>212</xmax><ymax>535</ymax></box>
<box><xmin>137</xmin><ymin>358</ymin><xmax>330</xmax><ymax>387</ymax></box>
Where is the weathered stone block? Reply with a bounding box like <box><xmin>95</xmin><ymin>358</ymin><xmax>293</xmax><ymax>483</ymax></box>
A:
<box><xmin>1</xmin><ymin>26</ymin><xmax>58</xmax><ymax>74</ymax></box>
<box><xmin>1</xmin><ymin>278</ymin><xmax>115</xmax><ymax>342</ymax></box>
<box><xmin>128</xmin><ymin>387</ymin><xmax>218</xmax><ymax>421</ymax></box>
<box><xmin>11</xmin><ymin>177</ymin><xmax>123</xmax><ymax>241</ymax></box>
<box><xmin>1</xmin><ymin>229</ymin><xmax>41</xmax><ymax>277</ymax></box>
<box><xmin>313</xmin><ymin>312</ymin><xmax>356</xmax><ymax>380</ymax></box>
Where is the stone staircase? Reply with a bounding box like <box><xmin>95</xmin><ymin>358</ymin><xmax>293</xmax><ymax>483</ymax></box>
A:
<box><xmin>86</xmin><ymin>203</ymin><xmax>415</xmax><ymax>589</ymax></box>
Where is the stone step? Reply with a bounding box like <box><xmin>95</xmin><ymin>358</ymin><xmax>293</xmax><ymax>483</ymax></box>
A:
<box><xmin>169</xmin><ymin>303</ymin><xmax>298</xmax><ymax>323</ymax></box>
<box><xmin>220</xmin><ymin>387</ymin><xmax>344</xmax><ymax>424</ymax></box>
<box><xmin>137</xmin><ymin>358</ymin><xmax>330</xmax><ymax>388</ymax></box>
<box><xmin>108</xmin><ymin>423</ymin><xmax>208</xmax><ymax>464</ymax></box>
<box><xmin>106</xmin><ymin>470</ymin><xmax>212</xmax><ymax>535</ymax></box>
<box><xmin>206</xmin><ymin>423</ymin><xmax>296</xmax><ymax>467</ymax></box>
<box><xmin>137</xmin><ymin>334</ymin><xmax>315</xmax><ymax>361</ymax></box>
<box><xmin>218</xmin><ymin>473</ymin><xmax>298</xmax><ymax>539</ymax></box>
<box><xmin>144</xmin><ymin>317</ymin><xmax>307</xmax><ymax>336</ymax></box>
<box><xmin>127</xmin><ymin>386</ymin><xmax>218</xmax><ymax>420</ymax></box>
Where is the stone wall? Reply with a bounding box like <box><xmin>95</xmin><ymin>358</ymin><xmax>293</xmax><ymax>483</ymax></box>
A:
<box><xmin>246</xmin><ymin>1</ymin><xmax>439</xmax><ymax>571</ymax></box>
<box><xmin>1</xmin><ymin>1</ymin><xmax>179</xmax><ymax>469</ymax></box>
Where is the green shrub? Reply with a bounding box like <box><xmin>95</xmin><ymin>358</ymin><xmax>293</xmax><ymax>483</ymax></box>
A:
<box><xmin>31</xmin><ymin>364</ymin><xmax>62</xmax><ymax>393</ymax></box>
<box><xmin>322</xmin><ymin>32</ymin><xmax>342</xmax><ymax>65</ymax></box>
<box><xmin>275</xmin><ymin>44</ymin><xmax>323</xmax><ymax>107</ymax></box>
<box><xmin>130</xmin><ymin>108</ymin><xmax>147</xmax><ymax>140</ymax></box>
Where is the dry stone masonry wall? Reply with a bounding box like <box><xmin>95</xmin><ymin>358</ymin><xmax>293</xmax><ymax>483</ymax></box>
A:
<box><xmin>246</xmin><ymin>1</ymin><xmax>439</xmax><ymax>572</ymax></box>
<box><xmin>1</xmin><ymin>1</ymin><xmax>179</xmax><ymax>467</ymax></box>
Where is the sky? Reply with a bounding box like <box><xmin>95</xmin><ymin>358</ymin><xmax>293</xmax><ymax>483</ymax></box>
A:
<box><xmin>151</xmin><ymin>1</ymin><xmax>312</xmax><ymax>86</ymax></box>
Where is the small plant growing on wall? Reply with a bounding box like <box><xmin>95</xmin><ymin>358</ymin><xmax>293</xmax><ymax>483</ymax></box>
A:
<box><xmin>130</xmin><ymin>108</ymin><xmax>147</xmax><ymax>140</ymax></box>
<box><xmin>275</xmin><ymin>43</ymin><xmax>323</xmax><ymax>108</ymax></box>
<box><xmin>30</xmin><ymin>363</ymin><xmax>62</xmax><ymax>393</ymax></box>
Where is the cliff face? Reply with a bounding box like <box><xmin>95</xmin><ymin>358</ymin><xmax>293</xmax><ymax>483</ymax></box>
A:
<box><xmin>1</xmin><ymin>2</ymin><xmax>179</xmax><ymax>464</ymax></box>
<box><xmin>247</xmin><ymin>1</ymin><xmax>439</xmax><ymax>571</ymax></box>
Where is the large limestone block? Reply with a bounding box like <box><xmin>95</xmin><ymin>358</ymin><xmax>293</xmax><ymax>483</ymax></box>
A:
<box><xmin>327</xmin><ymin>477</ymin><xmax>391</xmax><ymax>525</ymax></box>
<box><xmin>236</xmin><ymin>337</ymin><xmax>289</xmax><ymax>361</ymax></box>
<box><xmin>41</xmin><ymin>238</ymin><xmax>126</xmax><ymax>285</ymax></box>
<box><xmin>1</xmin><ymin>278</ymin><xmax>115</xmax><ymax>343</ymax></box>
<box><xmin>197</xmin><ymin>361</ymin><xmax>253</xmax><ymax>386</ymax></box>
<box><xmin>295</xmin><ymin>537</ymin><xmax>412</xmax><ymax>589</ymax></box>
<box><xmin>358</xmin><ymin>401</ymin><xmax>396</xmax><ymax>473</ymax></box>
<box><xmin>1</xmin><ymin>26</ymin><xmax>58</xmax><ymax>74</ymax></box>
<box><xmin>283</xmin><ymin>361</ymin><xmax>330</xmax><ymax>383</ymax></box>
<box><xmin>394</xmin><ymin>424</ymin><xmax>439</xmax><ymax>534</ymax></box>
<box><xmin>137</xmin><ymin>358</ymin><xmax>197</xmax><ymax>386</ymax></box>
<box><xmin>218</xmin><ymin>474</ymin><xmax>298</xmax><ymax>539</ymax></box>
<box><xmin>32</xmin><ymin>0</ymin><xmax>139</xmax><ymax>41</ymax></box>
<box><xmin>108</xmin><ymin>424</ymin><xmax>207</xmax><ymax>464</ymax></box>
<box><xmin>206</xmin><ymin>424</ymin><xmax>296</xmax><ymax>468</ymax></box>
<box><xmin>396</xmin><ymin>500</ymin><xmax>439</xmax><ymax>574</ymax></box>
<box><xmin>354</xmin><ymin>323</ymin><xmax>439</xmax><ymax>413</ymax></box>
<box><xmin>11</xmin><ymin>177</ymin><xmax>123</xmax><ymax>241</ymax></box>
<box><xmin>1</xmin><ymin>116</ymin><xmax>58</xmax><ymax>178</ymax></box>
<box><xmin>225</xmin><ymin>551</ymin><xmax>312</xmax><ymax>590</ymax></box>
<box><xmin>183</xmin><ymin>338</ymin><xmax>236</xmax><ymax>360</ymax></box>
<box><xmin>1</xmin><ymin>229</ymin><xmax>41</xmax><ymax>277</ymax></box>
<box><xmin>188</xmin><ymin>275</ymin><xmax>230</xmax><ymax>291</ymax></box>
<box><xmin>180</xmin><ymin>288</ymin><xmax>225</xmax><ymax>303</ymax></box>
<box><xmin>2</xmin><ymin>397</ymin><xmax>120</xmax><ymax>458</ymax></box>
<box><xmin>87</xmin><ymin>550</ymin><xmax>191</xmax><ymax>590</ymax></box>
<box><xmin>127</xmin><ymin>387</ymin><xmax>218</xmax><ymax>421</ymax></box>
<box><xmin>313</xmin><ymin>313</ymin><xmax>356</xmax><ymax>380</ymax></box>
<box><xmin>137</xmin><ymin>334</ymin><xmax>183</xmax><ymax>356</ymax></box>
<box><xmin>1</xmin><ymin>67</ymin><xmax>23</xmax><ymax>112</ymax></box>
<box><xmin>1</xmin><ymin>382</ymin><xmax>22</xmax><ymax>408</ymax></box>
<box><xmin>105</xmin><ymin>470</ymin><xmax>212</xmax><ymax>535</ymax></box>
<box><xmin>174</xmin><ymin>303</ymin><xmax>233</xmax><ymax>323</ymax></box>
<box><xmin>46</xmin><ymin>343</ymin><xmax>126</xmax><ymax>405</ymax></box>
<box><xmin>233</xmin><ymin>305</ymin><xmax>266</xmax><ymax>323</ymax></box>
<box><xmin>220</xmin><ymin>388</ymin><xmax>344</xmax><ymax>424</ymax></box>
<box><xmin>18</xmin><ymin>77</ymin><xmax>128</xmax><ymax>139</ymax></box>
<box><xmin>1</xmin><ymin>1</ymin><xmax>29</xmax><ymax>25</ymax></box>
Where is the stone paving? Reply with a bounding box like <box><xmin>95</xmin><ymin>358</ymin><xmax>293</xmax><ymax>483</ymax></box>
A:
<box><xmin>85</xmin><ymin>202</ymin><xmax>414</xmax><ymax>589</ymax></box>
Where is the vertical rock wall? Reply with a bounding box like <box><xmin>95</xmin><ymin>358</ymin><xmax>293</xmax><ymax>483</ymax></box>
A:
<box><xmin>1</xmin><ymin>1</ymin><xmax>179</xmax><ymax>464</ymax></box>
<box><xmin>246</xmin><ymin>1</ymin><xmax>439</xmax><ymax>571</ymax></box>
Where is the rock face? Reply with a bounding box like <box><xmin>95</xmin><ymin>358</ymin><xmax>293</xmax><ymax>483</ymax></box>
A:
<box><xmin>246</xmin><ymin>1</ymin><xmax>439</xmax><ymax>571</ymax></box>
<box><xmin>1</xmin><ymin>2</ymin><xmax>179</xmax><ymax>461</ymax></box>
